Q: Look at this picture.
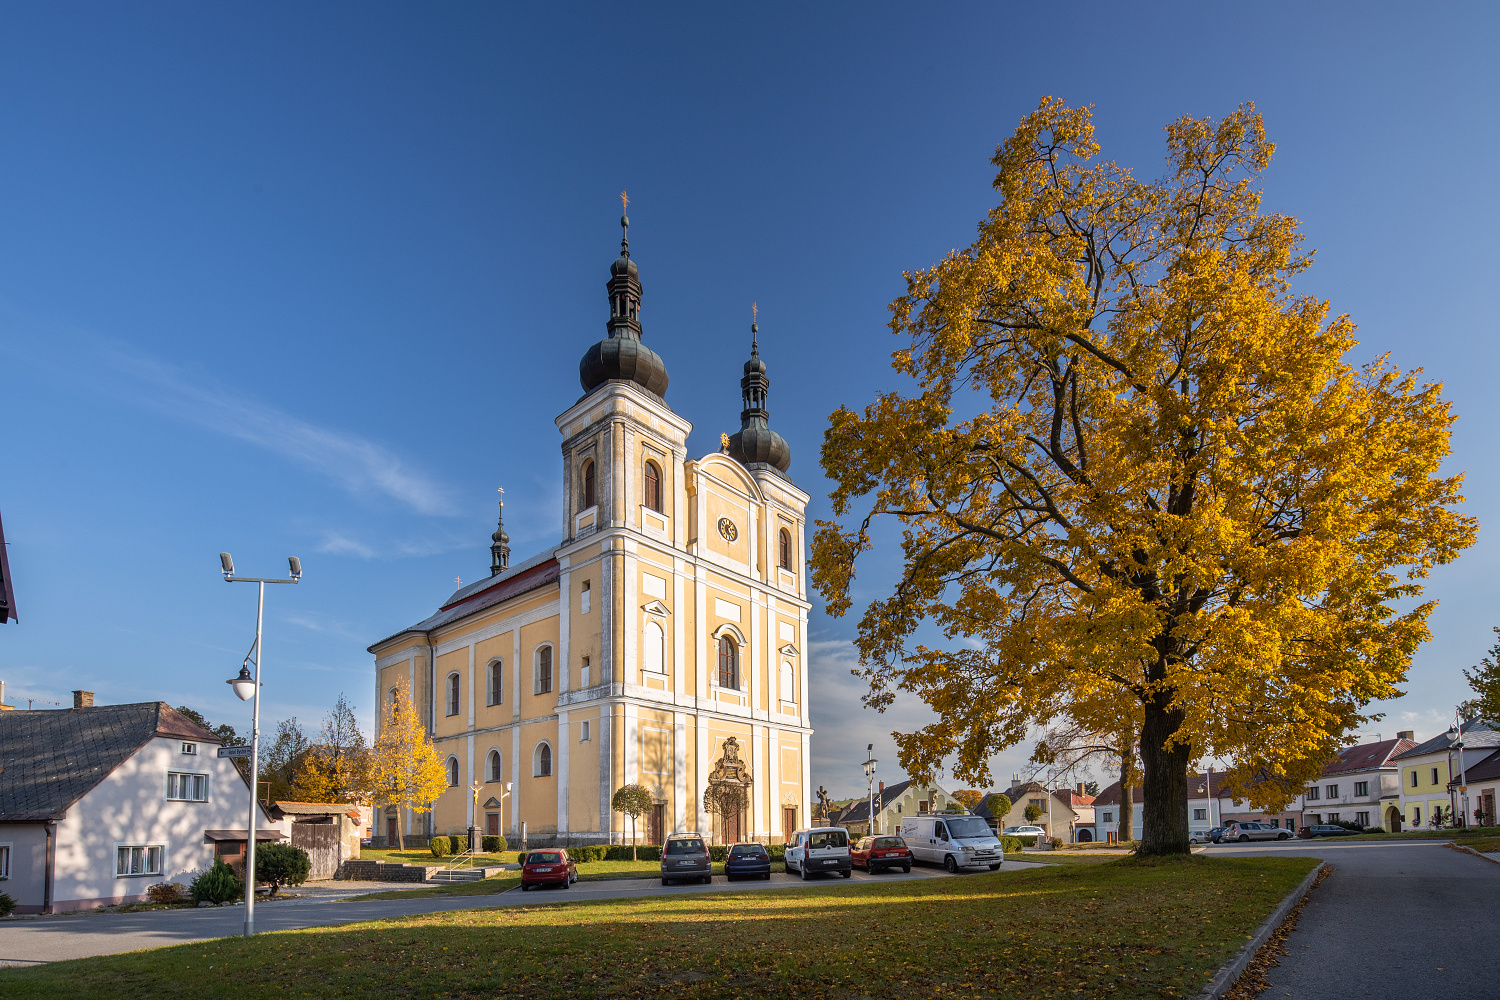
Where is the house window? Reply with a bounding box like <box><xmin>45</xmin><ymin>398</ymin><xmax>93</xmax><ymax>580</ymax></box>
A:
<box><xmin>582</xmin><ymin>460</ymin><xmax>596</xmax><ymax>510</ymax></box>
<box><xmin>1431</xmin><ymin>767</ymin><xmax>1440</xmax><ymax>785</ymax></box>
<box><xmin>717</xmin><ymin>635</ymin><xmax>738</xmax><ymax>689</ymax></box>
<box><xmin>1410</xmin><ymin>770</ymin><xmax>1419</xmax><ymax>787</ymax></box>
<box><xmin>581</xmin><ymin>720</ymin><xmax>591</xmax><ymax>742</ymax></box>
<box><xmin>643</xmin><ymin>460</ymin><xmax>662</xmax><ymax>512</ymax></box>
<box><xmin>1355</xmin><ymin>811</ymin><xmax>1369</xmax><ymax>827</ymax></box>
<box><xmin>643</xmin><ymin>620</ymin><xmax>665</xmax><ymax>673</ymax></box>
<box><xmin>581</xmin><ymin>580</ymin><xmax>591</xmax><ymax>615</ymax></box>
<box><xmin>0</xmin><ymin>844</ymin><xmax>8</xmax><ymax>879</ymax></box>
<box><xmin>534</xmin><ymin>742</ymin><xmax>552</xmax><ymax>777</ymax></box>
<box><xmin>1306</xmin><ymin>787</ymin><xmax>1320</xmax><ymax>801</ymax></box>
<box><xmin>1413</xmin><ymin>806</ymin><xmax>1421</xmax><ymax>824</ymax></box>
<box><xmin>1102</xmin><ymin>811</ymin><xmax>1113</xmax><ymax>823</ymax></box>
<box><xmin>1354</xmin><ymin>781</ymin><xmax>1368</xmax><ymax>797</ymax></box>
<box><xmin>1326</xmin><ymin>784</ymin><xmax>1339</xmax><ymax>799</ymax></box>
<box><xmin>487</xmin><ymin>749</ymin><xmax>502</xmax><ymax>783</ymax></box>
<box><xmin>778</xmin><ymin>528</ymin><xmax>793</xmax><ymax>570</ymax></box>
<box><xmin>1327</xmin><ymin>812</ymin><xmax>1340</xmax><ymax>823</ymax></box>
<box><xmin>919</xmin><ymin>800</ymin><xmax>929</xmax><ymax>812</ymax></box>
<box><xmin>447</xmin><ymin>757</ymin><xmax>460</xmax><ymax>786</ymax></box>
<box><xmin>1193</xmin><ymin>808</ymin><xmax>1207</xmax><ymax>821</ymax></box>
<box><xmin>446</xmin><ymin>672</ymin><xmax>461</xmax><ymax>716</ymax></box>
<box><xmin>535</xmin><ymin>646</ymin><xmax>553</xmax><ymax>694</ymax></box>
<box><xmin>166</xmin><ymin>772</ymin><xmax>208</xmax><ymax>802</ymax></box>
<box><xmin>487</xmin><ymin>660</ymin><xmax>503</xmax><ymax>706</ymax></box>
<box><xmin>116</xmin><ymin>845</ymin><xmax>164</xmax><ymax>877</ymax></box>
<box><xmin>1267</xmin><ymin>819</ymin><xmax>1279</xmax><ymax>829</ymax></box>
<box><xmin>181</xmin><ymin>742</ymin><xmax>197</xmax><ymax>755</ymax></box>
<box><xmin>581</xmin><ymin>656</ymin><xmax>591</xmax><ymax>688</ymax></box>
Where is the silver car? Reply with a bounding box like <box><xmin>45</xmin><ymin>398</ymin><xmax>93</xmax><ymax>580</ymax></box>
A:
<box><xmin>1223</xmin><ymin>821</ymin><xmax>1291</xmax><ymax>842</ymax></box>
<box><xmin>660</xmin><ymin>833</ymin><xmax>712</xmax><ymax>885</ymax></box>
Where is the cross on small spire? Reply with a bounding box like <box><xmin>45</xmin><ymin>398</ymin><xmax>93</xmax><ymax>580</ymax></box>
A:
<box><xmin>497</xmin><ymin>485</ymin><xmax>505</xmax><ymax>510</ymax></box>
<box><xmin>620</xmin><ymin>190</ymin><xmax>629</xmax><ymax>213</ymax></box>
<box><xmin>619</xmin><ymin>191</ymin><xmax>630</xmax><ymax>256</ymax></box>
<box><xmin>455</xmin><ymin>576</ymin><xmax>463</xmax><ymax>589</ymax></box>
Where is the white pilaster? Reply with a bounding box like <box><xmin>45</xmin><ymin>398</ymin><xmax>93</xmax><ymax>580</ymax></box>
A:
<box><xmin>673</xmin><ymin>711</ymin><xmax>688</xmax><ymax>834</ymax></box>
<box><xmin>557</xmin><ymin>709</ymin><xmax>570</xmax><ymax>835</ymax></box>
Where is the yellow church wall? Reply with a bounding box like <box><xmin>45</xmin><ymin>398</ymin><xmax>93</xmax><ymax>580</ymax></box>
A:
<box><xmin>704</xmin><ymin>487</ymin><xmax>751</xmax><ymax>564</ymax></box>
<box><xmin>434</xmin><ymin>647</ymin><xmax>468</xmax><ymax>739</ymax></box>
<box><xmin>565</xmin><ymin>713</ymin><xmax>601</xmax><ymax>833</ymax></box>
<box><xmin>473</xmin><ymin>631</ymin><xmax>511</xmax><ymax>730</ymax></box>
<box><xmin>517</xmin><ymin>718</ymin><xmax>559</xmax><ymax>835</ymax></box>
<box><xmin>516</xmin><ymin>616</ymin><xmax>561</xmax><ymax>722</ymax></box>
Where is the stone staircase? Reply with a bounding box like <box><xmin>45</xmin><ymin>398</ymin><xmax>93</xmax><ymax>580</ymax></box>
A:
<box><xmin>428</xmin><ymin>867</ymin><xmax>487</xmax><ymax>884</ymax></box>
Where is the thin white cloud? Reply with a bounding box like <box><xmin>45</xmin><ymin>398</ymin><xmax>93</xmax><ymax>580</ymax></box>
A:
<box><xmin>101</xmin><ymin>348</ymin><xmax>453</xmax><ymax>515</ymax></box>
<box><xmin>316</xmin><ymin>533</ymin><xmax>378</xmax><ymax>558</ymax></box>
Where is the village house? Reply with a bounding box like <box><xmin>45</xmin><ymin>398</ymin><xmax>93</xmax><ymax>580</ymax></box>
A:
<box><xmin>1395</xmin><ymin>721</ymin><xmax>1500</xmax><ymax>830</ymax></box>
<box><xmin>833</xmin><ymin>779</ymin><xmax>951</xmax><ymax>838</ymax></box>
<box><xmin>1297</xmin><ymin>736</ymin><xmax>1415</xmax><ymax>832</ymax></box>
<box><xmin>989</xmin><ymin>781</ymin><xmax>1096</xmax><ymax>842</ymax></box>
<box><xmin>0</xmin><ymin>694</ymin><xmax>285</xmax><ymax>913</ymax></box>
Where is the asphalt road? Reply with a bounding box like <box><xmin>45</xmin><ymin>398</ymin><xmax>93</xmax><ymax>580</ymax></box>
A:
<box><xmin>0</xmin><ymin>858</ymin><xmax>1050</xmax><ymax>966</ymax></box>
<box><xmin>1207</xmin><ymin>839</ymin><xmax>1500</xmax><ymax>999</ymax></box>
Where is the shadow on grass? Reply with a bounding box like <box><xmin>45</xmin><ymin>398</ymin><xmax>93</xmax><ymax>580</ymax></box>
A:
<box><xmin>0</xmin><ymin>855</ymin><xmax>1318</xmax><ymax>1000</ymax></box>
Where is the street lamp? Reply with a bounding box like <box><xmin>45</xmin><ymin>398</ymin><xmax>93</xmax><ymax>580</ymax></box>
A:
<box><xmin>863</xmin><ymin>744</ymin><xmax>878</xmax><ymax>836</ymax></box>
<box><xmin>1448</xmin><ymin>713</ymin><xmax>1468</xmax><ymax>830</ymax></box>
<box><xmin>220</xmin><ymin>552</ymin><xmax>301</xmax><ymax>938</ymax></box>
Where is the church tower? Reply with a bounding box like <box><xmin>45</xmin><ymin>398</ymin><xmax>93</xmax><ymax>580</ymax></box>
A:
<box><xmin>370</xmin><ymin>210</ymin><xmax>812</xmax><ymax>849</ymax></box>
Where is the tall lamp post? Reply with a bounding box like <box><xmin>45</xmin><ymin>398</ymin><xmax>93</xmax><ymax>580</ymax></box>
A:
<box><xmin>1448</xmin><ymin>712</ymin><xmax>1468</xmax><ymax>830</ymax></box>
<box><xmin>221</xmin><ymin>552</ymin><xmax>301</xmax><ymax>938</ymax></box>
<box><xmin>863</xmin><ymin>744</ymin><xmax>878</xmax><ymax>836</ymax></box>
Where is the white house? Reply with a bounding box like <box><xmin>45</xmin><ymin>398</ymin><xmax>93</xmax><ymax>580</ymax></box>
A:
<box><xmin>1297</xmin><ymin>736</ymin><xmax>1415</xmax><ymax>831</ymax></box>
<box><xmin>1095</xmin><ymin>771</ymin><xmax>1299</xmax><ymax>842</ymax></box>
<box><xmin>0</xmin><ymin>694</ymin><xmax>285</xmax><ymax>913</ymax></box>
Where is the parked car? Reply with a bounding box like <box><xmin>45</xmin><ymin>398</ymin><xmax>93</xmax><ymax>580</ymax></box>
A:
<box><xmin>660</xmin><ymin>833</ymin><xmax>712</xmax><ymax>885</ymax></box>
<box><xmin>785</xmin><ymin>827</ymin><xmax>852</xmax><ymax>879</ymax></box>
<box><xmin>724</xmin><ymin>842</ymin><xmax>771</xmax><ymax>881</ymax></box>
<box><xmin>1190</xmin><ymin>826</ymin><xmax>1225</xmax><ymax>845</ymax></box>
<box><xmin>851</xmin><ymin>835</ymin><xmax>912</xmax><ymax>874</ymax></box>
<box><xmin>1003</xmin><ymin>825</ymin><xmax>1046</xmax><ymax>837</ymax></box>
<box><xmin>903</xmin><ymin>815</ymin><xmax>1004</xmax><ymax>872</ymax></box>
<box><xmin>520</xmin><ymin>849</ymin><xmax>577</xmax><ymax>890</ymax></box>
<box><xmin>1303</xmin><ymin>824</ymin><xmax>1359</xmax><ymax>838</ymax></box>
<box><xmin>1223</xmin><ymin>821</ymin><xmax>1291</xmax><ymax>842</ymax></box>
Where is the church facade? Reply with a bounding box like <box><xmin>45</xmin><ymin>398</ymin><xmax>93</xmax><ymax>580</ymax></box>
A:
<box><xmin>367</xmin><ymin>216</ymin><xmax>813</xmax><ymax>848</ymax></box>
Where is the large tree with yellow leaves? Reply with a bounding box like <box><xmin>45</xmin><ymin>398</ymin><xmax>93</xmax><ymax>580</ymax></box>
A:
<box><xmin>811</xmin><ymin>99</ymin><xmax>1476</xmax><ymax>855</ymax></box>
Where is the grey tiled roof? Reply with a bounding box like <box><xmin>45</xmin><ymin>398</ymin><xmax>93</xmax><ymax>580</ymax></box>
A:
<box><xmin>1458</xmin><ymin>748</ymin><xmax>1500</xmax><ymax>784</ymax></box>
<box><xmin>0</xmin><ymin>703</ymin><xmax>218</xmax><ymax>822</ymax></box>
<box><xmin>1393</xmin><ymin>720</ymin><xmax>1500</xmax><ymax>760</ymax></box>
<box><xmin>367</xmin><ymin>549</ymin><xmax>561</xmax><ymax>651</ymax></box>
<box><xmin>838</xmin><ymin>779</ymin><xmax>915</xmax><ymax>824</ymax></box>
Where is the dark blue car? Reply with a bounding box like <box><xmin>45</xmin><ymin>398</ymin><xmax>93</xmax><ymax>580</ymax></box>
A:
<box><xmin>724</xmin><ymin>842</ymin><xmax>771</xmax><ymax>880</ymax></box>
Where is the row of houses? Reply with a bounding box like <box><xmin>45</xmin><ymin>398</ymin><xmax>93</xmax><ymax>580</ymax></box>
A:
<box><xmin>0</xmin><ymin>694</ymin><xmax>367</xmax><ymax>913</ymax></box>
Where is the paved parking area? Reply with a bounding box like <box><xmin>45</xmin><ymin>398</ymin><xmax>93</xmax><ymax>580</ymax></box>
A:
<box><xmin>0</xmin><ymin>858</ymin><xmax>1050</xmax><ymax>966</ymax></box>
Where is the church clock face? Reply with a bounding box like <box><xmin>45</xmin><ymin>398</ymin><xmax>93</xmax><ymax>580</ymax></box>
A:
<box><xmin>717</xmin><ymin>517</ymin><xmax>738</xmax><ymax>542</ymax></box>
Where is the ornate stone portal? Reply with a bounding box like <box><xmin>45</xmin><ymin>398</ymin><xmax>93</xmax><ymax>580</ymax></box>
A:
<box><xmin>703</xmin><ymin>736</ymin><xmax>754</xmax><ymax>843</ymax></box>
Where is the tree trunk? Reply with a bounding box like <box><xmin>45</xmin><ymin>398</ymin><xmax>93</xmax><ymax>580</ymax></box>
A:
<box><xmin>1117</xmin><ymin>728</ymin><xmax>1136</xmax><ymax>843</ymax></box>
<box><xmin>394</xmin><ymin>807</ymin><xmax>405</xmax><ymax>851</ymax></box>
<box><xmin>1138</xmin><ymin>692</ymin><xmax>1191</xmax><ymax>856</ymax></box>
<box><xmin>632</xmin><ymin>815</ymin><xmax>638</xmax><ymax>862</ymax></box>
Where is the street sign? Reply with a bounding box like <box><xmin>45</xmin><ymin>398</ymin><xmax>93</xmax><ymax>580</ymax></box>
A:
<box><xmin>218</xmin><ymin>745</ymin><xmax>253</xmax><ymax>759</ymax></box>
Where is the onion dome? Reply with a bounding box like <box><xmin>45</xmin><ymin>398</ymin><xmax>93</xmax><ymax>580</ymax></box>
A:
<box><xmin>579</xmin><ymin>212</ymin><xmax>669</xmax><ymax>397</ymax></box>
<box><xmin>489</xmin><ymin>495</ymin><xmax>510</xmax><ymax>576</ymax></box>
<box><xmin>727</xmin><ymin>322</ymin><xmax>791</xmax><ymax>474</ymax></box>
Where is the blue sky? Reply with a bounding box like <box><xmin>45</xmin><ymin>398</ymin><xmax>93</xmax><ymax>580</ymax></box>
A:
<box><xmin>1</xmin><ymin>3</ymin><xmax>1496</xmax><ymax>798</ymax></box>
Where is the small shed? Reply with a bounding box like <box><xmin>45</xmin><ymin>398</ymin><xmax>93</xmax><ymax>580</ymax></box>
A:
<box><xmin>269</xmin><ymin>801</ymin><xmax>364</xmax><ymax>879</ymax></box>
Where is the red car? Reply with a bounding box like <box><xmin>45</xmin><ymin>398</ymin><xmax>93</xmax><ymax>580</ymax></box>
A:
<box><xmin>851</xmin><ymin>835</ymin><xmax>912</xmax><ymax>874</ymax></box>
<box><xmin>520</xmin><ymin>849</ymin><xmax>578</xmax><ymax>890</ymax></box>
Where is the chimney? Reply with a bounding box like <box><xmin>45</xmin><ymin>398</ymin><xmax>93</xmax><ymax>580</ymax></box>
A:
<box><xmin>73</xmin><ymin>690</ymin><xmax>94</xmax><ymax>709</ymax></box>
<box><xmin>1077</xmin><ymin>782</ymin><xmax>1085</xmax><ymax>795</ymax></box>
<box><xmin>1397</xmin><ymin>730</ymin><xmax>1414</xmax><ymax>741</ymax></box>
<box><xmin>878</xmin><ymin>781</ymin><xmax>884</xmax><ymax>795</ymax></box>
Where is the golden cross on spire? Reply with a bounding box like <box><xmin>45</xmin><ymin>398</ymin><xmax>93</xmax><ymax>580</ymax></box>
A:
<box><xmin>752</xmin><ymin>301</ymin><xmax>757</xmax><ymax>322</ymax></box>
<box><xmin>497</xmin><ymin>485</ymin><xmax>505</xmax><ymax>510</ymax></box>
<box><xmin>620</xmin><ymin>190</ymin><xmax>629</xmax><ymax>213</ymax></box>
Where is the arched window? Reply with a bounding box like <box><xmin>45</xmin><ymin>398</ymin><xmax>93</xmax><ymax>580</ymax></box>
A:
<box><xmin>446</xmin><ymin>757</ymin><xmax>460</xmax><ymax>787</ymax></box>
<box><xmin>446</xmin><ymin>672</ymin><xmax>461</xmax><ymax>716</ymax></box>
<box><xmin>487</xmin><ymin>749</ymin><xmax>503</xmax><ymax>782</ymax></box>
<box><xmin>534</xmin><ymin>742</ymin><xmax>552</xmax><ymax>777</ymax></box>
<box><xmin>534</xmin><ymin>645</ymin><xmax>553</xmax><ymax>695</ymax></box>
<box><xmin>643</xmin><ymin>460</ymin><xmax>662</xmax><ymax>512</ymax></box>
<box><xmin>779</xmin><ymin>528</ymin><xmax>793</xmax><ymax>570</ymax></box>
<box><xmin>717</xmin><ymin>635</ymin><xmax>739</xmax><ymax>689</ymax></box>
<box><xmin>582</xmin><ymin>460</ymin><xmax>596</xmax><ymax>509</ymax></box>
<box><xmin>780</xmin><ymin>660</ymin><xmax>795</xmax><ymax>702</ymax></box>
<box><xmin>487</xmin><ymin>660</ymin><xmax>503</xmax><ymax>706</ymax></box>
<box><xmin>643</xmin><ymin>620</ymin><xmax>665</xmax><ymax>673</ymax></box>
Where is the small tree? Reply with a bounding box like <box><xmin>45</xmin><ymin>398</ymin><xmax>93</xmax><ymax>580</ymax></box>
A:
<box><xmin>984</xmin><ymin>793</ymin><xmax>1012</xmax><ymax>825</ymax></box>
<box><xmin>366</xmin><ymin>690</ymin><xmax>447</xmax><ymax>849</ymax></box>
<box><xmin>612</xmin><ymin>784</ymin><xmax>653</xmax><ymax>860</ymax></box>
<box><xmin>1024</xmin><ymin>803</ymin><xmax>1044</xmax><ymax>825</ymax></box>
<box><xmin>255</xmin><ymin>843</ymin><xmax>311</xmax><ymax>896</ymax></box>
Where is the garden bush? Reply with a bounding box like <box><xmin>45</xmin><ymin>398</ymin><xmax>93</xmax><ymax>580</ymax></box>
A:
<box><xmin>1334</xmin><ymin>820</ymin><xmax>1365</xmax><ymax>832</ymax></box>
<box><xmin>482</xmin><ymin>835</ymin><xmax>507</xmax><ymax>854</ymax></box>
<box><xmin>570</xmin><ymin>845</ymin><xmax>607</xmax><ymax>862</ymax></box>
<box><xmin>0</xmin><ymin>893</ymin><xmax>15</xmax><ymax>918</ymax></box>
<box><xmin>767</xmin><ymin>844</ymin><xmax>786</xmax><ymax>861</ymax></box>
<box><xmin>255</xmin><ymin>843</ymin><xmax>312</xmax><ymax>896</ymax></box>
<box><xmin>516</xmin><ymin>851</ymin><xmax>527</xmax><ymax>865</ymax></box>
<box><xmin>430</xmin><ymin>837</ymin><xmax>450</xmax><ymax>858</ymax></box>
<box><xmin>708</xmin><ymin>845</ymin><xmax>729</xmax><ymax>862</ymax></box>
<box><xmin>190</xmin><ymin>860</ymin><xmax>243</xmax><ymax>905</ymax></box>
<box><xmin>602</xmin><ymin>844</ymin><xmax>661</xmax><ymax>861</ymax></box>
<box><xmin>146</xmin><ymin>882</ymin><xmax>186</xmax><ymax>904</ymax></box>
<box><xmin>1000</xmin><ymin>836</ymin><xmax>1025</xmax><ymax>854</ymax></box>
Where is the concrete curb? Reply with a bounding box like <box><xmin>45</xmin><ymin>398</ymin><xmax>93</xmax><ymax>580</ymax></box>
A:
<box><xmin>1194</xmin><ymin>861</ymin><xmax>1326</xmax><ymax>1000</ymax></box>
<box><xmin>1449</xmin><ymin>844</ymin><xmax>1500</xmax><ymax>866</ymax></box>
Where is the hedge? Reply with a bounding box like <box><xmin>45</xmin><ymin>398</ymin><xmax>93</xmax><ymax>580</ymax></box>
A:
<box><xmin>482</xmin><ymin>835</ymin><xmax>507</xmax><ymax>854</ymax></box>
<box><xmin>1000</xmin><ymin>836</ymin><xmax>1026</xmax><ymax>854</ymax></box>
<box><xmin>429</xmin><ymin>837</ymin><xmax>450</xmax><ymax>858</ymax></box>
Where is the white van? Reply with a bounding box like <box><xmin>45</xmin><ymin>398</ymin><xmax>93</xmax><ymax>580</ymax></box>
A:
<box><xmin>784</xmin><ymin>827</ymin><xmax>852</xmax><ymax>879</ymax></box>
<box><xmin>901</xmin><ymin>814</ymin><xmax>1004</xmax><ymax>872</ymax></box>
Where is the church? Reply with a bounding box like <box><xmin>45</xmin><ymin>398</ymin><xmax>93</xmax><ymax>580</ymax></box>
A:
<box><xmin>367</xmin><ymin>213</ymin><xmax>813</xmax><ymax>848</ymax></box>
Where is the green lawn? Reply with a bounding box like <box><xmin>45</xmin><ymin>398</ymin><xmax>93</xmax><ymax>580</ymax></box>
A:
<box><xmin>1464</xmin><ymin>836</ymin><xmax>1500</xmax><ymax>854</ymax></box>
<box><xmin>0</xmin><ymin>855</ymin><xmax>1318</xmax><ymax>999</ymax></box>
<box><xmin>1331</xmin><ymin>825</ymin><xmax>1500</xmax><ymax>841</ymax></box>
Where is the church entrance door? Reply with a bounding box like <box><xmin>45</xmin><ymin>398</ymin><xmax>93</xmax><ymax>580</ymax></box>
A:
<box><xmin>647</xmin><ymin>804</ymin><xmax>665</xmax><ymax>846</ymax></box>
<box><xmin>783</xmin><ymin>807</ymin><xmax>797</xmax><ymax>844</ymax></box>
<box><xmin>721</xmin><ymin>808</ymin><xmax>740</xmax><ymax>844</ymax></box>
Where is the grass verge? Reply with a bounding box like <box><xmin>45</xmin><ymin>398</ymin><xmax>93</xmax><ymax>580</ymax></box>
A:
<box><xmin>0</xmin><ymin>855</ymin><xmax>1317</xmax><ymax>999</ymax></box>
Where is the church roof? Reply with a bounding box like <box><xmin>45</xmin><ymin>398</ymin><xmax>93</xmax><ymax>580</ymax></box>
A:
<box><xmin>0</xmin><ymin>703</ymin><xmax>219</xmax><ymax>822</ymax></box>
<box><xmin>367</xmin><ymin>548</ymin><xmax>561</xmax><ymax>651</ymax></box>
